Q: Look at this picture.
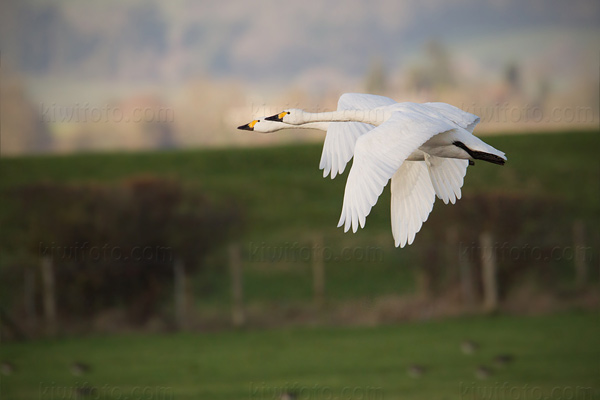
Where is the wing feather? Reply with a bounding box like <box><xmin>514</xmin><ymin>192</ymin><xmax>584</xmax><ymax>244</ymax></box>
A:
<box><xmin>320</xmin><ymin>94</ymin><xmax>397</xmax><ymax>178</ymax></box>
<box><xmin>427</xmin><ymin>157</ymin><xmax>469</xmax><ymax>205</ymax></box>
<box><xmin>424</xmin><ymin>102</ymin><xmax>480</xmax><ymax>132</ymax></box>
<box><xmin>338</xmin><ymin>109</ymin><xmax>457</xmax><ymax>234</ymax></box>
<box><xmin>390</xmin><ymin>162</ymin><xmax>436</xmax><ymax>248</ymax></box>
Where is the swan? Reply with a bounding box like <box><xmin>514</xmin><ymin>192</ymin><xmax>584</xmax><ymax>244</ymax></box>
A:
<box><xmin>265</xmin><ymin>101</ymin><xmax>505</xmax><ymax>166</ymax></box>
<box><xmin>262</xmin><ymin>93</ymin><xmax>503</xmax><ymax>206</ymax></box>
<box><xmin>238</xmin><ymin>117</ymin><xmax>442</xmax><ymax>247</ymax></box>
<box><xmin>263</xmin><ymin>96</ymin><xmax>506</xmax><ymax>244</ymax></box>
<box><xmin>238</xmin><ymin>109</ymin><xmax>469</xmax><ymax>206</ymax></box>
<box><xmin>238</xmin><ymin>115</ymin><xmax>471</xmax><ymax>247</ymax></box>
<box><xmin>240</xmin><ymin>94</ymin><xmax>475</xmax><ymax>204</ymax></box>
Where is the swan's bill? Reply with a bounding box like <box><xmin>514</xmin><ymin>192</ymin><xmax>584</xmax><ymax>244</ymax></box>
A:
<box><xmin>265</xmin><ymin>111</ymin><xmax>289</xmax><ymax>122</ymax></box>
<box><xmin>238</xmin><ymin>120</ymin><xmax>259</xmax><ymax>131</ymax></box>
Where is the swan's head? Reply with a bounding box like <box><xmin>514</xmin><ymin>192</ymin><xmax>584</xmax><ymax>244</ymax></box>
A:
<box><xmin>237</xmin><ymin>118</ymin><xmax>288</xmax><ymax>133</ymax></box>
<box><xmin>265</xmin><ymin>109</ymin><xmax>304</xmax><ymax>124</ymax></box>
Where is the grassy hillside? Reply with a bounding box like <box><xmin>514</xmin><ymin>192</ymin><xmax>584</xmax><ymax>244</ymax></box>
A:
<box><xmin>1</xmin><ymin>131</ymin><xmax>599</xmax><ymax>306</ymax></box>
<box><xmin>1</xmin><ymin>312</ymin><xmax>598</xmax><ymax>400</ymax></box>
<box><xmin>2</xmin><ymin>131</ymin><xmax>598</xmax><ymax>228</ymax></box>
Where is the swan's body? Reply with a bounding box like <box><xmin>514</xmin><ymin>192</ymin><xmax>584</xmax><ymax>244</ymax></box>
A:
<box><xmin>240</xmin><ymin>93</ymin><xmax>506</xmax><ymax>247</ymax></box>
<box><xmin>266</xmin><ymin>100</ymin><xmax>505</xmax><ymax>166</ymax></box>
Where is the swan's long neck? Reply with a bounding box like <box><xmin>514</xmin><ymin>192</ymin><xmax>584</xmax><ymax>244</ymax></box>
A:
<box><xmin>297</xmin><ymin>109</ymin><xmax>388</xmax><ymax>126</ymax></box>
<box><xmin>292</xmin><ymin>121</ymin><xmax>330</xmax><ymax>131</ymax></box>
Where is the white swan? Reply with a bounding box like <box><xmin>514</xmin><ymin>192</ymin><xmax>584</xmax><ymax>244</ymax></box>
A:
<box><xmin>240</xmin><ymin>94</ymin><xmax>474</xmax><ymax>204</ymax></box>
<box><xmin>261</xmin><ymin>94</ymin><xmax>499</xmax><ymax>207</ymax></box>
<box><xmin>238</xmin><ymin>117</ymin><xmax>443</xmax><ymax>247</ymax></box>
<box><xmin>263</xmin><ymin>96</ymin><xmax>506</xmax><ymax>245</ymax></box>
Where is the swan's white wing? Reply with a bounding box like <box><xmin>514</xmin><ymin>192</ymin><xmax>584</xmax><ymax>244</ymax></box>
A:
<box><xmin>424</xmin><ymin>102</ymin><xmax>480</xmax><ymax>132</ymax></box>
<box><xmin>338</xmin><ymin>110</ymin><xmax>457</xmax><ymax>234</ymax></box>
<box><xmin>391</xmin><ymin>162</ymin><xmax>436</xmax><ymax>248</ymax></box>
<box><xmin>321</xmin><ymin>122</ymin><xmax>372</xmax><ymax>178</ymax></box>
<box><xmin>320</xmin><ymin>93</ymin><xmax>397</xmax><ymax>178</ymax></box>
<box><xmin>338</xmin><ymin>93</ymin><xmax>397</xmax><ymax>109</ymax></box>
<box><xmin>427</xmin><ymin>156</ymin><xmax>469</xmax><ymax>205</ymax></box>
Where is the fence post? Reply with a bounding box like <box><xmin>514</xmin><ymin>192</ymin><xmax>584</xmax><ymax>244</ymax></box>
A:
<box><xmin>445</xmin><ymin>226</ymin><xmax>459</xmax><ymax>285</ymax></box>
<box><xmin>229</xmin><ymin>243</ymin><xmax>245</xmax><ymax>328</ymax></box>
<box><xmin>24</xmin><ymin>265</ymin><xmax>37</xmax><ymax>330</ymax></box>
<box><xmin>573</xmin><ymin>220</ymin><xmax>587</xmax><ymax>288</ymax></box>
<box><xmin>457</xmin><ymin>239</ymin><xmax>477</xmax><ymax>307</ymax></box>
<box><xmin>312</xmin><ymin>236</ymin><xmax>325</xmax><ymax>309</ymax></box>
<box><xmin>40</xmin><ymin>256</ymin><xmax>57</xmax><ymax>335</ymax></box>
<box><xmin>480</xmin><ymin>231</ymin><xmax>498</xmax><ymax>313</ymax></box>
<box><xmin>174</xmin><ymin>258</ymin><xmax>187</xmax><ymax>330</ymax></box>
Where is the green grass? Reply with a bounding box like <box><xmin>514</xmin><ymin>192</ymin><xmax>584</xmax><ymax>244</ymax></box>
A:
<box><xmin>1</xmin><ymin>312</ymin><xmax>598</xmax><ymax>399</ymax></box>
<box><xmin>1</xmin><ymin>131</ymin><xmax>599</xmax><ymax>307</ymax></box>
<box><xmin>2</xmin><ymin>131</ymin><xmax>598</xmax><ymax>234</ymax></box>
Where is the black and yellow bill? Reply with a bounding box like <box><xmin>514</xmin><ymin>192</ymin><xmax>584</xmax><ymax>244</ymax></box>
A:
<box><xmin>265</xmin><ymin>111</ymin><xmax>289</xmax><ymax>122</ymax></box>
<box><xmin>237</xmin><ymin>120</ymin><xmax>258</xmax><ymax>131</ymax></box>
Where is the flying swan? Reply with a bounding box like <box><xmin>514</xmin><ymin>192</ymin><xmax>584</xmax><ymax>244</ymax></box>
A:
<box><xmin>238</xmin><ymin>93</ymin><xmax>506</xmax><ymax>247</ymax></box>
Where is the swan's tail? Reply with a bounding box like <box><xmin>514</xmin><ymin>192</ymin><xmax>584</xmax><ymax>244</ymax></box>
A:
<box><xmin>452</xmin><ymin>141</ymin><xmax>506</xmax><ymax>166</ymax></box>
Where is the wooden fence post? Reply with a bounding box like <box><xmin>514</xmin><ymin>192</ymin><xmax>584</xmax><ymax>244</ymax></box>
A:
<box><xmin>445</xmin><ymin>226</ymin><xmax>459</xmax><ymax>286</ymax></box>
<box><xmin>312</xmin><ymin>236</ymin><xmax>325</xmax><ymax>309</ymax></box>
<box><xmin>23</xmin><ymin>265</ymin><xmax>37</xmax><ymax>330</ymax></box>
<box><xmin>40</xmin><ymin>256</ymin><xmax>57</xmax><ymax>335</ymax></box>
<box><xmin>174</xmin><ymin>258</ymin><xmax>187</xmax><ymax>330</ymax></box>
<box><xmin>573</xmin><ymin>220</ymin><xmax>587</xmax><ymax>288</ymax></box>
<box><xmin>480</xmin><ymin>231</ymin><xmax>498</xmax><ymax>313</ymax></box>
<box><xmin>229</xmin><ymin>243</ymin><xmax>245</xmax><ymax>328</ymax></box>
<box><xmin>460</xmin><ymin>259</ymin><xmax>476</xmax><ymax>306</ymax></box>
<box><xmin>457</xmin><ymin>239</ymin><xmax>476</xmax><ymax>307</ymax></box>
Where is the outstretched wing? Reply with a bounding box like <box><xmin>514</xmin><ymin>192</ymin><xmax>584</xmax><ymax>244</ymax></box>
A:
<box><xmin>391</xmin><ymin>161</ymin><xmax>436</xmax><ymax>248</ymax></box>
<box><xmin>320</xmin><ymin>93</ymin><xmax>397</xmax><ymax>178</ymax></box>
<box><xmin>424</xmin><ymin>102</ymin><xmax>480</xmax><ymax>132</ymax></box>
<box><xmin>418</xmin><ymin>103</ymin><xmax>474</xmax><ymax>203</ymax></box>
<box><xmin>426</xmin><ymin>156</ymin><xmax>469</xmax><ymax>205</ymax></box>
<box><xmin>338</xmin><ymin>109</ymin><xmax>457</xmax><ymax>234</ymax></box>
<box><xmin>338</xmin><ymin>93</ymin><xmax>397</xmax><ymax>110</ymax></box>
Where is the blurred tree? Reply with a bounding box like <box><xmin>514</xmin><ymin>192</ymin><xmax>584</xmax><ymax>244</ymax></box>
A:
<box><xmin>416</xmin><ymin>192</ymin><xmax>570</xmax><ymax>307</ymax></box>
<box><xmin>6</xmin><ymin>177</ymin><xmax>243</xmax><ymax>328</ymax></box>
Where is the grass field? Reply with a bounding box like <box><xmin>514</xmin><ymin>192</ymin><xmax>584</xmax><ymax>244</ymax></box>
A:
<box><xmin>1</xmin><ymin>131</ymin><xmax>599</xmax><ymax>307</ymax></box>
<box><xmin>1</xmin><ymin>312</ymin><xmax>599</xmax><ymax>400</ymax></box>
<box><xmin>0</xmin><ymin>132</ymin><xmax>599</xmax><ymax>399</ymax></box>
<box><xmin>2</xmin><ymin>131</ymin><xmax>599</xmax><ymax>234</ymax></box>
